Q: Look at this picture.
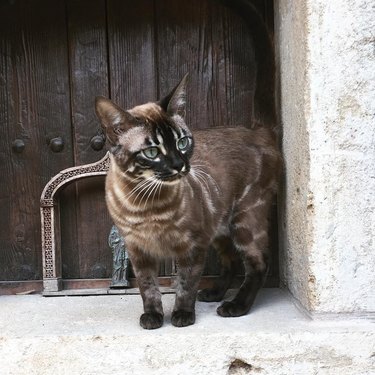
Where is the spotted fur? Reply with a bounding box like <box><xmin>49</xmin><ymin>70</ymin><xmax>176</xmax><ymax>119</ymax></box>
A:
<box><xmin>95</xmin><ymin>75</ymin><xmax>281</xmax><ymax>329</ymax></box>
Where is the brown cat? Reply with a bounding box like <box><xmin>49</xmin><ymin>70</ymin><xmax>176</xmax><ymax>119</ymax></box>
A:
<box><xmin>95</xmin><ymin>74</ymin><xmax>281</xmax><ymax>329</ymax></box>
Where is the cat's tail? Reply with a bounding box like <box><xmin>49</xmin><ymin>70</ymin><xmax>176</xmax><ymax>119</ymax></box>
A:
<box><xmin>223</xmin><ymin>0</ymin><xmax>277</xmax><ymax>131</ymax></box>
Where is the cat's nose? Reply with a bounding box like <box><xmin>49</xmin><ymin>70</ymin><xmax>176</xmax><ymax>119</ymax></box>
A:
<box><xmin>180</xmin><ymin>164</ymin><xmax>189</xmax><ymax>175</ymax></box>
<box><xmin>171</xmin><ymin>159</ymin><xmax>185</xmax><ymax>172</ymax></box>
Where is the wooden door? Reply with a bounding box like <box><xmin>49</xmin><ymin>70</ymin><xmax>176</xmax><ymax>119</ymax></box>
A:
<box><xmin>0</xmin><ymin>0</ymin><xmax>277</xmax><ymax>287</ymax></box>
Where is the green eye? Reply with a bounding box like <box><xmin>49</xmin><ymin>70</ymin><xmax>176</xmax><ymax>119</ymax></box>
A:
<box><xmin>142</xmin><ymin>147</ymin><xmax>159</xmax><ymax>159</ymax></box>
<box><xmin>177</xmin><ymin>137</ymin><xmax>189</xmax><ymax>151</ymax></box>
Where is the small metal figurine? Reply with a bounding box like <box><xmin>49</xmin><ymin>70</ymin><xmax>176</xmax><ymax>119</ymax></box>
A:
<box><xmin>108</xmin><ymin>225</ymin><xmax>130</xmax><ymax>288</ymax></box>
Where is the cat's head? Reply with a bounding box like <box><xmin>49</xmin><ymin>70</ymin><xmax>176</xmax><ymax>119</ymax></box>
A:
<box><xmin>95</xmin><ymin>75</ymin><xmax>193</xmax><ymax>183</ymax></box>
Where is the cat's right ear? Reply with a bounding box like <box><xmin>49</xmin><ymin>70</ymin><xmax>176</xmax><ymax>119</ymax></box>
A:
<box><xmin>95</xmin><ymin>96</ymin><xmax>133</xmax><ymax>145</ymax></box>
<box><xmin>159</xmin><ymin>73</ymin><xmax>188</xmax><ymax>117</ymax></box>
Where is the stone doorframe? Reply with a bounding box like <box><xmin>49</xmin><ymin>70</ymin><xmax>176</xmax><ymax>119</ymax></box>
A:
<box><xmin>275</xmin><ymin>0</ymin><xmax>374</xmax><ymax>316</ymax></box>
<box><xmin>40</xmin><ymin>152</ymin><xmax>110</xmax><ymax>292</ymax></box>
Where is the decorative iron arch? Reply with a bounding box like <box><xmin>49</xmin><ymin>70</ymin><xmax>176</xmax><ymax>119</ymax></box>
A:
<box><xmin>40</xmin><ymin>152</ymin><xmax>110</xmax><ymax>292</ymax></box>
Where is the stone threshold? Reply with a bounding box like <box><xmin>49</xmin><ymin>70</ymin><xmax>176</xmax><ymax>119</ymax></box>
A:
<box><xmin>0</xmin><ymin>289</ymin><xmax>374</xmax><ymax>374</ymax></box>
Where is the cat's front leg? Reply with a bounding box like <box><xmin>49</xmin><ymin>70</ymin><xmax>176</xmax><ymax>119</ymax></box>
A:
<box><xmin>127</xmin><ymin>245</ymin><xmax>163</xmax><ymax>329</ymax></box>
<box><xmin>172</xmin><ymin>248</ymin><xmax>206</xmax><ymax>327</ymax></box>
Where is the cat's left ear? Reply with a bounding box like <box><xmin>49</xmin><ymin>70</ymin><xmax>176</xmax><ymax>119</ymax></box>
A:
<box><xmin>159</xmin><ymin>73</ymin><xmax>188</xmax><ymax>117</ymax></box>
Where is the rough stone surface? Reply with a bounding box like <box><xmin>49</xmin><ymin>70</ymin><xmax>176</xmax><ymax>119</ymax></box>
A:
<box><xmin>307</xmin><ymin>0</ymin><xmax>375</xmax><ymax>314</ymax></box>
<box><xmin>0</xmin><ymin>290</ymin><xmax>374</xmax><ymax>374</ymax></box>
<box><xmin>275</xmin><ymin>0</ymin><xmax>375</xmax><ymax>313</ymax></box>
<box><xmin>275</xmin><ymin>0</ymin><xmax>313</xmax><ymax>311</ymax></box>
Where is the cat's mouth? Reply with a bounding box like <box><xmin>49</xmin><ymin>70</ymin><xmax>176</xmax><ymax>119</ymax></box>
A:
<box><xmin>158</xmin><ymin>170</ymin><xmax>189</xmax><ymax>182</ymax></box>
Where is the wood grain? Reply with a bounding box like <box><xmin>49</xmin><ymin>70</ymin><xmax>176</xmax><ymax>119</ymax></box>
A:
<box><xmin>0</xmin><ymin>0</ymin><xmax>74</xmax><ymax>281</ymax></box>
<box><xmin>107</xmin><ymin>0</ymin><xmax>157</xmax><ymax>107</ymax></box>
<box><xmin>65</xmin><ymin>0</ymin><xmax>112</xmax><ymax>278</ymax></box>
<box><xmin>155</xmin><ymin>0</ymin><xmax>255</xmax><ymax>130</ymax></box>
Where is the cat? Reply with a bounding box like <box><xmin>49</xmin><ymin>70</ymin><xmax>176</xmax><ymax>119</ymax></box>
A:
<box><xmin>95</xmin><ymin>75</ymin><xmax>282</xmax><ymax>329</ymax></box>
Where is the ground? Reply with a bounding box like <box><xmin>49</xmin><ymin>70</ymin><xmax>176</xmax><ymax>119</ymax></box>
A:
<box><xmin>0</xmin><ymin>289</ymin><xmax>374</xmax><ymax>374</ymax></box>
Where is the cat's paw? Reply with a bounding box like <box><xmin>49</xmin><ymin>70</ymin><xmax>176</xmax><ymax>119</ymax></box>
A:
<box><xmin>216</xmin><ymin>301</ymin><xmax>249</xmax><ymax>317</ymax></box>
<box><xmin>171</xmin><ymin>310</ymin><xmax>195</xmax><ymax>327</ymax></box>
<box><xmin>140</xmin><ymin>312</ymin><xmax>164</xmax><ymax>329</ymax></box>
<box><xmin>197</xmin><ymin>288</ymin><xmax>224</xmax><ymax>302</ymax></box>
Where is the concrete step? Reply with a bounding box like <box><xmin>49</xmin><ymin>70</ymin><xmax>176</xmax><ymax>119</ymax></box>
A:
<box><xmin>0</xmin><ymin>289</ymin><xmax>374</xmax><ymax>374</ymax></box>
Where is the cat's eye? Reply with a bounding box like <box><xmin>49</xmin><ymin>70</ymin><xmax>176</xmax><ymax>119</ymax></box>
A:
<box><xmin>177</xmin><ymin>137</ymin><xmax>189</xmax><ymax>151</ymax></box>
<box><xmin>142</xmin><ymin>147</ymin><xmax>159</xmax><ymax>159</ymax></box>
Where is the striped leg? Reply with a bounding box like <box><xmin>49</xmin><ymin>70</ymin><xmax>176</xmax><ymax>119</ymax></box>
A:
<box><xmin>197</xmin><ymin>236</ymin><xmax>236</xmax><ymax>302</ymax></box>
<box><xmin>127</xmin><ymin>245</ymin><xmax>164</xmax><ymax>329</ymax></box>
<box><xmin>172</xmin><ymin>248</ymin><xmax>206</xmax><ymax>327</ymax></box>
<box><xmin>217</xmin><ymin>197</ymin><xmax>271</xmax><ymax>317</ymax></box>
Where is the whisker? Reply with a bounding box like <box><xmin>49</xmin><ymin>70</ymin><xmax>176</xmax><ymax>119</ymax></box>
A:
<box><xmin>157</xmin><ymin>179</ymin><xmax>163</xmax><ymax>200</ymax></box>
<box><xmin>132</xmin><ymin>179</ymin><xmax>155</xmax><ymax>207</ymax></box>
<box><xmin>109</xmin><ymin>176</ymin><xmax>148</xmax><ymax>212</ymax></box>
<box><xmin>196</xmin><ymin>174</ymin><xmax>211</xmax><ymax>195</ymax></box>
<box><xmin>123</xmin><ymin>183</ymin><xmax>150</xmax><ymax>204</ymax></box>
<box><xmin>116</xmin><ymin>171</ymin><xmax>144</xmax><ymax>195</ymax></box>
<box><xmin>125</xmin><ymin>177</ymin><xmax>153</xmax><ymax>200</ymax></box>
<box><xmin>128</xmin><ymin>177</ymin><xmax>151</xmax><ymax>191</ymax></box>
<box><xmin>191</xmin><ymin>168</ymin><xmax>211</xmax><ymax>192</ymax></box>
<box><xmin>194</xmin><ymin>166</ymin><xmax>220</xmax><ymax>194</ymax></box>
<box><xmin>137</xmin><ymin>179</ymin><xmax>157</xmax><ymax>210</ymax></box>
<box><xmin>151</xmin><ymin>179</ymin><xmax>163</xmax><ymax>207</ymax></box>
<box><xmin>144</xmin><ymin>179</ymin><xmax>160</xmax><ymax>210</ymax></box>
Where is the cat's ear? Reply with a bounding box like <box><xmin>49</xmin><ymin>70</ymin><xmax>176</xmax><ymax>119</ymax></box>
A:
<box><xmin>159</xmin><ymin>73</ymin><xmax>188</xmax><ymax>117</ymax></box>
<box><xmin>95</xmin><ymin>97</ymin><xmax>134</xmax><ymax>145</ymax></box>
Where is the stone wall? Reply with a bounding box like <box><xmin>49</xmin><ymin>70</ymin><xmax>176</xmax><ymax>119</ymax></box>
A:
<box><xmin>275</xmin><ymin>0</ymin><xmax>375</xmax><ymax>314</ymax></box>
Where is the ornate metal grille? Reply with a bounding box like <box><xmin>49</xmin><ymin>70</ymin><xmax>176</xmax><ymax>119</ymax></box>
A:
<box><xmin>40</xmin><ymin>152</ymin><xmax>110</xmax><ymax>292</ymax></box>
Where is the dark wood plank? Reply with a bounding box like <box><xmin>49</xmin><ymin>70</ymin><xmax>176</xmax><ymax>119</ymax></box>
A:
<box><xmin>0</xmin><ymin>281</ymin><xmax>43</xmax><ymax>295</ymax></box>
<box><xmin>65</xmin><ymin>0</ymin><xmax>113</xmax><ymax>279</ymax></box>
<box><xmin>67</xmin><ymin>0</ymin><xmax>109</xmax><ymax>166</ymax></box>
<box><xmin>155</xmin><ymin>0</ymin><xmax>207</xmax><ymax>129</ymax></box>
<box><xmin>0</xmin><ymin>1</ymin><xmax>16</xmax><ymax>281</ymax></box>
<box><xmin>0</xmin><ymin>0</ymin><xmax>75</xmax><ymax>281</ymax></box>
<box><xmin>210</xmin><ymin>1</ymin><xmax>256</xmax><ymax>128</ymax></box>
<box><xmin>265</xmin><ymin>0</ymin><xmax>275</xmax><ymax>35</ymax></box>
<box><xmin>107</xmin><ymin>0</ymin><xmax>157</xmax><ymax>107</ymax></box>
<box><xmin>155</xmin><ymin>0</ymin><xmax>255</xmax><ymax>131</ymax></box>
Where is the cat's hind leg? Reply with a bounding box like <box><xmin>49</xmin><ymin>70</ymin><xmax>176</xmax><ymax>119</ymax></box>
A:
<box><xmin>197</xmin><ymin>236</ymin><xmax>236</xmax><ymax>302</ymax></box>
<box><xmin>217</xmin><ymin>196</ymin><xmax>271</xmax><ymax>317</ymax></box>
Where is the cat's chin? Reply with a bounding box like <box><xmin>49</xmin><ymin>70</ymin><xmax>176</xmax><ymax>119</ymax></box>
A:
<box><xmin>160</xmin><ymin>177</ymin><xmax>181</xmax><ymax>186</ymax></box>
<box><xmin>159</xmin><ymin>171</ymin><xmax>188</xmax><ymax>185</ymax></box>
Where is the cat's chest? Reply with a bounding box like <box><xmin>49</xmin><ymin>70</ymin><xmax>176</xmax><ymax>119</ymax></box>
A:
<box><xmin>110</xmin><ymin>198</ymin><xmax>190</xmax><ymax>254</ymax></box>
<box><xmin>124</xmin><ymin>219</ymin><xmax>192</xmax><ymax>257</ymax></box>
<box><xmin>107</xmin><ymin>178</ymin><xmax>214</xmax><ymax>256</ymax></box>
